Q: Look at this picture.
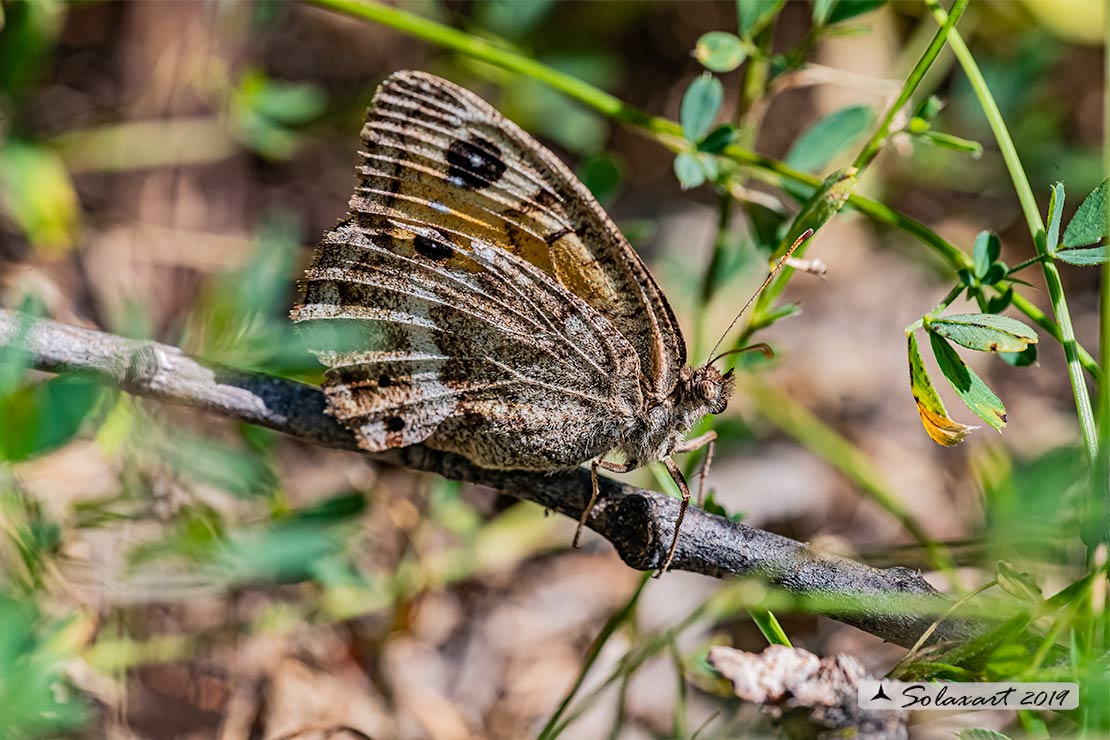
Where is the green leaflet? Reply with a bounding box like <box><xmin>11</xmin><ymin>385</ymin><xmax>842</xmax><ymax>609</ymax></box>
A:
<box><xmin>927</xmin><ymin>313</ymin><xmax>1038</xmax><ymax>353</ymax></box>
<box><xmin>929</xmin><ymin>333</ymin><xmax>1007</xmax><ymax>432</ymax></box>
<box><xmin>908</xmin><ymin>333</ymin><xmax>974</xmax><ymax>446</ymax></box>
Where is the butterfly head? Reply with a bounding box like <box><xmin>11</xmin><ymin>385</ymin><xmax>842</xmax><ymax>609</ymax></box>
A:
<box><xmin>679</xmin><ymin>364</ymin><xmax>735</xmax><ymax>416</ymax></box>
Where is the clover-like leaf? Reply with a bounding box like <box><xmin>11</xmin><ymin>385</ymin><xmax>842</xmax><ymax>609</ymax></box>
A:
<box><xmin>985</xmin><ymin>286</ymin><xmax>1013</xmax><ymax>314</ymax></box>
<box><xmin>930</xmin><ymin>333</ymin><xmax>1006</xmax><ymax>432</ymax></box>
<box><xmin>1000</xmin><ymin>344</ymin><xmax>1037</xmax><ymax>368</ymax></box>
<box><xmin>928</xmin><ymin>313</ymin><xmax>1038</xmax><ymax>353</ymax></box>
<box><xmin>673</xmin><ymin>152</ymin><xmax>706</xmax><ymax>189</ymax></box>
<box><xmin>909</xmin><ymin>333</ymin><xmax>976</xmax><ymax>446</ymax></box>
<box><xmin>785</xmin><ymin>105</ymin><xmax>873</xmax><ymax>174</ymax></box>
<box><xmin>973</xmin><ymin>231</ymin><xmax>1001</xmax><ymax>279</ymax></box>
<box><xmin>1056</xmin><ymin>246</ymin><xmax>1109</xmax><ymax>265</ymax></box>
<box><xmin>680</xmin><ymin>73</ymin><xmax>723</xmax><ymax>142</ymax></box>
<box><xmin>0</xmin><ymin>375</ymin><xmax>109</xmax><ymax>462</ymax></box>
<box><xmin>918</xmin><ymin>130</ymin><xmax>982</xmax><ymax>158</ymax></box>
<box><xmin>1046</xmin><ymin>181</ymin><xmax>1065</xmax><ymax>254</ymax></box>
<box><xmin>827</xmin><ymin>0</ymin><xmax>887</xmax><ymax>24</ymax></box>
<box><xmin>739</xmin><ymin>0</ymin><xmax>785</xmax><ymax>38</ymax></box>
<box><xmin>698</xmin><ymin>123</ymin><xmax>738</xmax><ymax>154</ymax></box>
<box><xmin>1062</xmin><ymin>177</ymin><xmax>1108</xmax><ymax>248</ymax></box>
<box><xmin>695</xmin><ymin>31</ymin><xmax>747</xmax><ymax>73</ymax></box>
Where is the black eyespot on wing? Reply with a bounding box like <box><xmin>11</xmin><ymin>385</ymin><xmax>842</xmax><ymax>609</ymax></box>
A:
<box><xmin>446</xmin><ymin>136</ymin><xmax>507</xmax><ymax>189</ymax></box>
<box><xmin>413</xmin><ymin>234</ymin><xmax>454</xmax><ymax>261</ymax></box>
<box><xmin>385</xmin><ymin>416</ymin><xmax>405</xmax><ymax>432</ymax></box>
<box><xmin>377</xmin><ymin>374</ymin><xmax>393</xmax><ymax>388</ymax></box>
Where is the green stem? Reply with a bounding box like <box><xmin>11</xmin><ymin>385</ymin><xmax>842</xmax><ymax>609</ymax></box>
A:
<box><xmin>748</xmin><ymin>608</ymin><xmax>792</xmax><ymax>646</ymax></box>
<box><xmin>306</xmin><ymin>0</ymin><xmax>673</xmax><ymax>139</ymax></box>
<box><xmin>1008</xmin><ymin>253</ymin><xmax>1049</xmax><ymax>275</ymax></box>
<box><xmin>537</xmin><ymin>573</ymin><xmax>649</xmax><ymax>740</ymax></box>
<box><xmin>305</xmin><ymin>0</ymin><xmax>1099</xmax><ymax>382</ymax></box>
<box><xmin>753</xmin><ymin>0</ymin><xmax>967</xmax><ymax>318</ymax></box>
<box><xmin>1097</xmin><ymin>0</ymin><xmax>1110</xmax><ymax>551</ymax></box>
<box><xmin>925</xmin><ymin>0</ymin><xmax>1098</xmax><ymax>463</ymax></box>
<box><xmin>928</xmin><ymin>284</ymin><xmax>966</xmax><ymax>319</ymax></box>
<box><xmin>852</xmin><ymin>0</ymin><xmax>970</xmax><ymax>172</ymax></box>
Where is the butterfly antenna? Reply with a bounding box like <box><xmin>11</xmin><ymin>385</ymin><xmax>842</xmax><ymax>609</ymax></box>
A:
<box><xmin>704</xmin><ymin>228</ymin><xmax>814</xmax><ymax>364</ymax></box>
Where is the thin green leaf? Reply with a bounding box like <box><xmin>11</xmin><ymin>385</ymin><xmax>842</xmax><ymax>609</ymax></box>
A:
<box><xmin>696</xmin><ymin>151</ymin><xmax>719</xmax><ymax>182</ymax></box>
<box><xmin>980</xmin><ymin>262</ymin><xmax>1007</xmax><ymax>286</ymax></box>
<box><xmin>1056</xmin><ymin>245</ymin><xmax>1109</xmax><ymax>265</ymax></box>
<box><xmin>1000</xmin><ymin>344</ymin><xmax>1037</xmax><ymax>367</ymax></box>
<box><xmin>929</xmin><ymin>333</ymin><xmax>1007</xmax><ymax>432</ymax></box>
<box><xmin>986</xmin><ymin>286</ymin><xmax>1013</xmax><ymax>314</ymax></box>
<box><xmin>0</xmin><ymin>376</ymin><xmax>108</xmax><ymax>462</ymax></box>
<box><xmin>996</xmin><ymin>562</ymin><xmax>1042</xmax><ymax>604</ymax></box>
<box><xmin>673</xmin><ymin>152</ymin><xmax>705</xmax><ymax>189</ymax></box>
<box><xmin>973</xmin><ymin>231</ymin><xmax>1000</xmax><ymax>279</ymax></box>
<box><xmin>1046</xmin><ymin>181</ymin><xmax>1065</xmax><ymax>255</ymax></box>
<box><xmin>1062</xmin><ymin>177</ymin><xmax>1108</xmax><ymax>248</ymax></box>
<box><xmin>0</xmin><ymin>140</ymin><xmax>80</xmax><ymax>254</ymax></box>
<box><xmin>738</xmin><ymin>0</ymin><xmax>785</xmax><ymax>38</ymax></box>
<box><xmin>908</xmin><ymin>333</ymin><xmax>975</xmax><ymax>446</ymax></box>
<box><xmin>959</xmin><ymin>729</ymin><xmax>1014</xmax><ymax>740</ymax></box>
<box><xmin>698</xmin><ymin>123</ymin><xmax>738</xmax><ymax>154</ymax></box>
<box><xmin>749</xmin><ymin>609</ymin><xmax>792</xmax><ymax>646</ymax></box>
<box><xmin>912</xmin><ymin>95</ymin><xmax>944</xmax><ymax>125</ymax></box>
<box><xmin>827</xmin><ymin>0</ymin><xmax>887</xmax><ymax>23</ymax></box>
<box><xmin>918</xmin><ymin>130</ymin><xmax>982</xmax><ymax>157</ymax></box>
<box><xmin>695</xmin><ymin>31</ymin><xmax>747</xmax><ymax>73</ymax></box>
<box><xmin>784</xmin><ymin>105</ymin><xmax>873</xmax><ymax>174</ymax></box>
<box><xmin>813</xmin><ymin>0</ymin><xmax>838</xmax><ymax>25</ymax></box>
<box><xmin>680</xmin><ymin>73</ymin><xmax>723</xmax><ymax>142</ymax></box>
<box><xmin>928</xmin><ymin>313</ymin><xmax>1038</xmax><ymax>353</ymax></box>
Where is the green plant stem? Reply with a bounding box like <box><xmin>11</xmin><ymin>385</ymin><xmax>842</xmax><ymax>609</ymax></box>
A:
<box><xmin>537</xmin><ymin>573</ymin><xmax>649</xmax><ymax>740</ymax></box>
<box><xmin>925</xmin><ymin>0</ymin><xmax>1098</xmax><ymax>462</ymax></box>
<box><xmin>749</xmin><ymin>381</ymin><xmax>957</xmax><ymax>580</ymax></box>
<box><xmin>306</xmin><ymin>0</ymin><xmax>1100</xmax><ymax>381</ymax></box>
<box><xmin>852</xmin><ymin>0</ymin><xmax>970</xmax><ymax>172</ymax></box>
<box><xmin>1097</xmin><ymin>0</ymin><xmax>1110</xmax><ymax>551</ymax></box>
<box><xmin>753</xmin><ymin>0</ymin><xmax>967</xmax><ymax>317</ymax></box>
<box><xmin>748</xmin><ymin>608</ymin><xmax>792</xmax><ymax>646</ymax></box>
<box><xmin>1008</xmin><ymin>254</ymin><xmax>1049</xmax><ymax>275</ymax></box>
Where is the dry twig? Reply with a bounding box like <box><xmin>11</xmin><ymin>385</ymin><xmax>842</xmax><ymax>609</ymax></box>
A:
<box><xmin>0</xmin><ymin>308</ymin><xmax>981</xmax><ymax>648</ymax></box>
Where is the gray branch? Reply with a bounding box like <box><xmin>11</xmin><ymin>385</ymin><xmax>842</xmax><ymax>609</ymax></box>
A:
<box><xmin>0</xmin><ymin>308</ymin><xmax>980</xmax><ymax>648</ymax></box>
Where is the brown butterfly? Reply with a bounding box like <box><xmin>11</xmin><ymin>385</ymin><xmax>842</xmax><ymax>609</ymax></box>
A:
<box><xmin>292</xmin><ymin>70</ymin><xmax>804</xmax><ymax>572</ymax></box>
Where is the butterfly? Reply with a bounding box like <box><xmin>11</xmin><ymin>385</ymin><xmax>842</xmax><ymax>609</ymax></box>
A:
<box><xmin>291</xmin><ymin>70</ymin><xmax>805</xmax><ymax>572</ymax></box>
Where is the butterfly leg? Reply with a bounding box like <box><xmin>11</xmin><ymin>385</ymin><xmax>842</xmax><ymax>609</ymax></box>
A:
<box><xmin>674</xmin><ymin>430</ymin><xmax>717</xmax><ymax>507</ymax></box>
<box><xmin>659</xmin><ymin>456</ymin><xmax>691</xmax><ymax>575</ymax></box>
<box><xmin>575</xmin><ymin>459</ymin><xmax>635</xmax><ymax>549</ymax></box>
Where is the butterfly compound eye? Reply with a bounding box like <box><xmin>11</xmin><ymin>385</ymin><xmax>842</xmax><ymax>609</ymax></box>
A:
<box><xmin>696</xmin><ymin>379</ymin><xmax>717</xmax><ymax>401</ymax></box>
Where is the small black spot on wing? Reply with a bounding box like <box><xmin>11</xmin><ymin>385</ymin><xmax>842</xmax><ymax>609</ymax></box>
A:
<box><xmin>377</xmin><ymin>374</ymin><xmax>393</xmax><ymax>388</ymax></box>
<box><xmin>385</xmin><ymin>416</ymin><xmax>405</xmax><ymax>432</ymax></box>
<box><xmin>414</xmin><ymin>233</ymin><xmax>454</xmax><ymax>261</ymax></box>
<box><xmin>447</xmin><ymin>136</ymin><xmax>507</xmax><ymax>189</ymax></box>
<box><xmin>545</xmin><ymin>226</ymin><xmax>573</xmax><ymax>245</ymax></box>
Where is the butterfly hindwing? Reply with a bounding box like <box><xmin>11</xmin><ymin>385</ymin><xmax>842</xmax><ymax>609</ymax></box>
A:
<box><xmin>294</xmin><ymin>220</ymin><xmax>643</xmax><ymax>469</ymax></box>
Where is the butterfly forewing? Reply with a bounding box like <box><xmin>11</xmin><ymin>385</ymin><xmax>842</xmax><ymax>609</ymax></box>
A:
<box><xmin>356</xmin><ymin>71</ymin><xmax>685</xmax><ymax>396</ymax></box>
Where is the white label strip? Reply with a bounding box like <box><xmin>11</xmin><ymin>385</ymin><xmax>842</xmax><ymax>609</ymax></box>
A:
<box><xmin>858</xmin><ymin>681</ymin><xmax>1079</xmax><ymax>711</ymax></box>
